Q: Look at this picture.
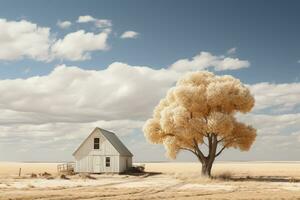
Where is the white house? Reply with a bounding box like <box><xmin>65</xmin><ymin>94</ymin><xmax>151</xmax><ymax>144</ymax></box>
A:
<box><xmin>73</xmin><ymin>127</ymin><xmax>133</xmax><ymax>173</ymax></box>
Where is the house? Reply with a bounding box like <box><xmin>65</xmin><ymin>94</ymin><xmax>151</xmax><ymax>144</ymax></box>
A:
<box><xmin>73</xmin><ymin>127</ymin><xmax>133</xmax><ymax>173</ymax></box>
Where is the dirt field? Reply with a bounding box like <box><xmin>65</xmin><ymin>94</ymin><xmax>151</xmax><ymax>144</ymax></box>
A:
<box><xmin>0</xmin><ymin>161</ymin><xmax>299</xmax><ymax>200</ymax></box>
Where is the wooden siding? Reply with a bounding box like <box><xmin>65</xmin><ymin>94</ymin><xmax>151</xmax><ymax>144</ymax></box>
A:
<box><xmin>75</xmin><ymin>155</ymin><xmax>120</xmax><ymax>173</ymax></box>
<box><xmin>74</xmin><ymin>128</ymin><xmax>132</xmax><ymax>173</ymax></box>
<box><xmin>119</xmin><ymin>156</ymin><xmax>132</xmax><ymax>172</ymax></box>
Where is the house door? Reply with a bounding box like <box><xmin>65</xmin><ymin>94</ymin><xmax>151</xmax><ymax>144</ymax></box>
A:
<box><xmin>93</xmin><ymin>156</ymin><xmax>101</xmax><ymax>173</ymax></box>
<box><xmin>105</xmin><ymin>157</ymin><xmax>111</xmax><ymax>169</ymax></box>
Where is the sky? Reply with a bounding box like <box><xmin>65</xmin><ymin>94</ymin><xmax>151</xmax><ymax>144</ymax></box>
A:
<box><xmin>0</xmin><ymin>0</ymin><xmax>299</xmax><ymax>162</ymax></box>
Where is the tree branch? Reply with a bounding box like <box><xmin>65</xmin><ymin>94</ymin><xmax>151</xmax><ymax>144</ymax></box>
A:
<box><xmin>207</xmin><ymin>134</ymin><xmax>218</xmax><ymax>163</ymax></box>
<box><xmin>208</xmin><ymin>134</ymin><xmax>212</xmax><ymax>155</ymax></box>
<box><xmin>193</xmin><ymin>139</ymin><xmax>206</xmax><ymax>162</ymax></box>
<box><xmin>217</xmin><ymin>137</ymin><xmax>225</xmax><ymax>143</ymax></box>
<box><xmin>203</xmin><ymin>141</ymin><xmax>209</xmax><ymax>147</ymax></box>
<box><xmin>181</xmin><ymin>147</ymin><xmax>196</xmax><ymax>154</ymax></box>
<box><xmin>222</xmin><ymin>135</ymin><xmax>248</xmax><ymax>147</ymax></box>
<box><xmin>215</xmin><ymin>146</ymin><xmax>226</xmax><ymax>157</ymax></box>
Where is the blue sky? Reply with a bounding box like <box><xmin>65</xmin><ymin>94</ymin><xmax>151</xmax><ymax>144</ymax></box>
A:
<box><xmin>1</xmin><ymin>0</ymin><xmax>299</xmax><ymax>82</ymax></box>
<box><xmin>0</xmin><ymin>0</ymin><xmax>299</xmax><ymax>162</ymax></box>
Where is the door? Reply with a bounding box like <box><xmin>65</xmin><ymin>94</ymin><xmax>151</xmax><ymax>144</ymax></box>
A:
<box><xmin>93</xmin><ymin>156</ymin><xmax>101</xmax><ymax>173</ymax></box>
<box><xmin>105</xmin><ymin>157</ymin><xmax>111</xmax><ymax>172</ymax></box>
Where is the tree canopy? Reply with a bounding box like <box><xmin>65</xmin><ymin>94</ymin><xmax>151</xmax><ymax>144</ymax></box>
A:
<box><xmin>143</xmin><ymin>71</ymin><xmax>256</xmax><ymax>176</ymax></box>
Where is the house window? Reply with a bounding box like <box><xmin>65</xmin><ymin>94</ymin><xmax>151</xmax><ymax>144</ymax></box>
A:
<box><xmin>106</xmin><ymin>157</ymin><xmax>110</xmax><ymax>167</ymax></box>
<box><xmin>94</xmin><ymin>138</ymin><xmax>100</xmax><ymax>149</ymax></box>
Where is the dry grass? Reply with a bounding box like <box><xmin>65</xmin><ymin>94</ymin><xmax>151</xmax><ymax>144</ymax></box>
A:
<box><xmin>0</xmin><ymin>161</ymin><xmax>299</xmax><ymax>200</ymax></box>
<box><xmin>0</xmin><ymin>162</ymin><xmax>59</xmax><ymax>177</ymax></box>
<box><xmin>143</xmin><ymin>161</ymin><xmax>300</xmax><ymax>178</ymax></box>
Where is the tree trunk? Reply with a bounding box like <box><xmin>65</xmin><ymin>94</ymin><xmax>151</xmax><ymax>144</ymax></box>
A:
<box><xmin>201</xmin><ymin>160</ymin><xmax>213</xmax><ymax>177</ymax></box>
<box><xmin>193</xmin><ymin>134</ymin><xmax>219</xmax><ymax>178</ymax></box>
<box><xmin>199</xmin><ymin>134</ymin><xmax>217</xmax><ymax>177</ymax></box>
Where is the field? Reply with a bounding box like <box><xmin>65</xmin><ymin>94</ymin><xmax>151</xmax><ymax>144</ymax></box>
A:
<box><xmin>0</xmin><ymin>161</ymin><xmax>300</xmax><ymax>200</ymax></box>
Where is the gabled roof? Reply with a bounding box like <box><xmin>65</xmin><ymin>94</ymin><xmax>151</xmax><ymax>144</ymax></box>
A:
<box><xmin>73</xmin><ymin>127</ymin><xmax>133</xmax><ymax>157</ymax></box>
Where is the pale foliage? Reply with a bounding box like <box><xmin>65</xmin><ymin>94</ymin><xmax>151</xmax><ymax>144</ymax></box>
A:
<box><xmin>143</xmin><ymin>71</ymin><xmax>256</xmax><ymax>159</ymax></box>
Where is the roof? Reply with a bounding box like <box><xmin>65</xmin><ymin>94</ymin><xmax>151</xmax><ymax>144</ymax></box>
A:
<box><xmin>73</xmin><ymin>127</ymin><xmax>133</xmax><ymax>157</ymax></box>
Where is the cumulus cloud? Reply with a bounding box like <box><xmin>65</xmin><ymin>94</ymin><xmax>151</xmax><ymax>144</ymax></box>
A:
<box><xmin>169</xmin><ymin>51</ymin><xmax>250</xmax><ymax>72</ymax></box>
<box><xmin>0</xmin><ymin>63</ymin><xmax>178</xmax><ymax>125</ymax></box>
<box><xmin>120</xmin><ymin>31</ymin><xmax>139</xmax><ymax>39</ymax></box>
<box><xmin>51</xmin><ymin>29</ymin><xmax>111</xmax><ymax>61</ymax></box>
<box><xmin>77</xmin><ymin>15</ymin><xmax>112</xmax><ymax>28</ymax></box>
<box><xmin>57</xmin><ymin>20</ymin><xmax>72</xmax><ymax>29</ymax></box>
<box><xmin>0</xmin><ymin>18</ymin><xmax>115</xmax><ymax>62</ymax></box>
<box><xmin>77</xmin><ymin>15</ymin><xmax>95</xmax><ymax>23</ymax></box>
<box><xmin>227</xmin><ymin>47</ymin><xmax>237</xmax><ymax>54</ymax></box>
<box><xmin>0</xmin><ymin>44</ymin><xmax>298</xmax><ymax>161</ymax></box>
<box><xmin>238</xmin><ymin>113</ymin><xmax>300</xmax><ymax>157</ymax></box>
<box><xmin>95</xmin><ymin>19</ymin><xmax>112</xmax><ymax>28</ymax></box>
<box><xmin>249</xmin><ymin>82</ymin><xmax>300</xmax><ymax>113</ymax></box>
<box><xmin>0</xmin><ymin>119</ymin><xmax>144</xmax><ymax>161</ymax></box>
<box><xmin>0</xmin><ymin>62</ymin><xmax>179</xmax><ymax>160</ymax></box>
<box><xmin>0</xmin><ymin>18</ymin><xmax>51</xmax><ymax>61</ymax></box>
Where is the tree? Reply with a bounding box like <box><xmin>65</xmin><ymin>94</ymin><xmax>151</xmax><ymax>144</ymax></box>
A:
<box><xmin>143</xmin><ymin>71</ymin><xmax>256</xmax><ymax>177</ymax></box>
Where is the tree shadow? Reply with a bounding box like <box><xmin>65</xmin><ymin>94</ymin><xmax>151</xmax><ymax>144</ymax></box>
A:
<box><xmin>214</xmin><ymin>175</ymin><xmax>300</xmax><ymax>183</ymax></box>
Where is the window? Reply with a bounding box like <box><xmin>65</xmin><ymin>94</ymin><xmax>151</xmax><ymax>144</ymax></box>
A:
<box><xmin>106</xmin><ymin>157</ymin><xmax>110</xmax><ymax>167</ymax></box>
<box><xmin>94</xmin><ymin>138</ymin><xmax>100</xmax><ymax>149</ymax></box>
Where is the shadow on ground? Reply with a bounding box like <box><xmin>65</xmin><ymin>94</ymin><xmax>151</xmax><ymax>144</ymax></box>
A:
<box><xmin>214</xmin><ymin>175</ymin><xmax>300</xmax><ymax>182</ymax></box>
<box><xmin>121</xmin><ymin>171</ymin><xmax>162</xmax><ymax>177</ymax></box>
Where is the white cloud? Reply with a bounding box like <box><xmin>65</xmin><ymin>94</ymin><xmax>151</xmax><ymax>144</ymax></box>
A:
<box><xmin>0</xmin><ymin>18</ymin><xmax>115</xmax><ymax>62</ymax></box>
<box><xmin>0</xmin><ymin>63</ymin><xmax>178</xmax><ymax>124</ymax></box>
<box><xmin>77</xmin><ymin>15</ymin><xmax>112</xmax><ymax>28</ymax></box>
<box><xmin>249</xmin><ymin>82</ymin><xmax>300</xmax><ymax>113</ymax></box>
<box><xmin>0</xmin><ymin>62</ymin><xmax>179</xmax><ymax>160</ymax></box>
<box><xmin>239</xmin><ymin>113</ymin><xmax>300</xmax><ymax>136</ymax></box>
<box><xmin>227</xmin><ymin>47</ymin><xmax>237</xmax><ymax>54</ymax></box>
<box><xmin>120</xmin><ymin>31</ymin><xmax>139</xmax><ymax>39</ymax></box>
<box><xmin>0</xmin><ymin>51</ymin><xmax>251</xmax><ymax>128</ymax></box>
<box><xmin>237</xmin><ymin>112</ymin><xmax>300</xmax><ymax>158</ymax></box>
<box><xmin>169</xmin><ymin>51</ymin><xmax>250</xmax><ymax>72</ymax></box>
<box><xmin>0</xmin><ymin>46</ymin><xmax>299</xmax><ymax>161</ymax></box>
<box><xmin>77</xmin><ymin>15</ymin><xmax>96</xmax><ymax>23</ymax></box>
<box><xmin>0</xmin><ymin>119</ymin><xmax>144</xmax><ymax>161</ymax></box>
<box><xmin>0</xmin><ymin>19</ymin><xmax>51</xmax><ymax>61</ymax></box>
<box><xmin>95</xmin><ymin>19</ymin><xmax>112</xmax><ymax>28</ymax></box>
<box><xmin>57</xmin><ymin>20</ymin><xmax>72</xmax><ymax>29</ymax></box>
<box><xmin>51</xmin><ymin>29</ymin><xmax>111</xmax><ymax>61</ymax></box>
<box><xmin>0</xmin><ymin>60</ymin><xmax>171</xmax><ymax>161</ymax></box>
<box><xmin>297</xmin><ymin>60</ymin><xmax>300</xmax><ymax>63</ymax></box>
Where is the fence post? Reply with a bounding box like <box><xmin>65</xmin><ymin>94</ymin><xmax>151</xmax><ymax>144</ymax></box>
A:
<box><xmin>19</xmin><ymin>168</ymin><xmax>21</xmax><ymax>177</ymax></box>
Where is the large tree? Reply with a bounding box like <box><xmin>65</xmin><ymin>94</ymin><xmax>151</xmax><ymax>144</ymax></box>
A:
<box><xmin>143</xmin><ymin>71</ymin><xmax>256</xmax><ymax>177</ymax></box>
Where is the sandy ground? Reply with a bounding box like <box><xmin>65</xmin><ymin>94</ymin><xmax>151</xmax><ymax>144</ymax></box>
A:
<box><xmin>0</xmin><ymin>161</ymin><xmax>299</xmax><ymax>200</ymax></box>
<box><xmin>144</xmin><ymin>161</ymin><xmax>300</xmax><ymax>178</ymax></box>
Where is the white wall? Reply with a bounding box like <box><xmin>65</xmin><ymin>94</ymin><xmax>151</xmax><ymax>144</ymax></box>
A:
<box><xmin>119</xmin><ymin>156</ymin><xmax>132</xmax><ymax>172</ymax></box>
<box><xmin>74</xmin><ymin>129</ymin><xmax>121</xmax><ymax>173</ymax></box>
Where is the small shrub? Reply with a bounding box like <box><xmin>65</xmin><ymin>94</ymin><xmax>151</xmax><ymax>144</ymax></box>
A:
<box><xmin>289</xmin><ymin>177</ymin><xmax>297</xmax><ymax>183</ymax></box>
<box><xmin>40</xmin><ymin>172</ymin><xmax>51</xmax><ymax>177</ymax></box>
<box><xmin>30</xmin><ymin>173</ymin><xmax>37</xmax><ymax>178</ymax></box>
<box><xmin>60</xmin><ymin>174</ymin><xmax>69</xmax><ymax>180</ymax></box>
<box><xmin>127</xmin><ymin>165</ymin><xmax>145</xmax><ymax>173</ymax></box>
<box><xmin>217</xmin><ymin>171</ymin><xmax>233</xmax><ymax>180</ymax></box>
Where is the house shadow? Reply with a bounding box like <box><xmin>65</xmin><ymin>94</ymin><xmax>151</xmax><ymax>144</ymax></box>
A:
<box><xmin>120</xmin><ymin>171</ymin><xmax>162</xmax><ymax>177</ymax></box>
